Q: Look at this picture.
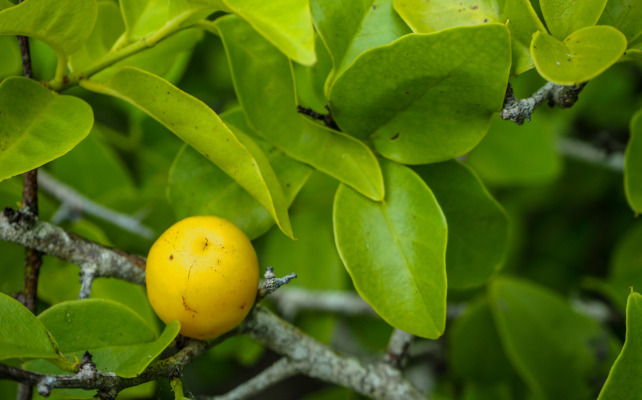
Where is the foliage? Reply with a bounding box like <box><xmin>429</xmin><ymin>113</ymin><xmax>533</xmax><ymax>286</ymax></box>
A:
<box><xmin>0</xmin><ymin>0</ymin><xmax>641</xmax><ymax>398</ymax></box>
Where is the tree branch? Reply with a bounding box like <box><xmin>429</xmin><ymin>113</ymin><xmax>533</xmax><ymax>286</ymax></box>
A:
<box><xmin>384</xmin><ymin>329</ymin><xmax>414</xmax><ymax>369</ymax></box>
<box><xmin>269</xmin><ymin>288</ymin><xmax>377</xmax><ymax>320</ymax></box>
<box><xmin>38</xmin><ymin>170</ymin><xmax>154</xmax><ymax>239</ymax></box>
<box><xmin>0</xmin><ymin>208</ymin><xmax>146</xmax><ymax>285</ymax></box>
<box><xmin>500</xmin><ymin>82</ymin><xmax>587</xmax><ymax>125</ymax></box>
<box><xmin>242</xmin><ymin>306</ymin><xmax>428</xmax><ymax>400</ymax></box>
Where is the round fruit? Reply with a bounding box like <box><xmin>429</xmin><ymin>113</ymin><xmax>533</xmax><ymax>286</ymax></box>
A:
<box><xmin>146</xmin><ymin>216</ymin><xmax>259</xmax><ymax>339</ymax></box>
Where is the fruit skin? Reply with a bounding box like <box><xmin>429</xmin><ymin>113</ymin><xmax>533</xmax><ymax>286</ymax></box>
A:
<box><xmin>146</xmin><ymin>216</ymin><xmax>259</xmax><ymax>339</ymax></box>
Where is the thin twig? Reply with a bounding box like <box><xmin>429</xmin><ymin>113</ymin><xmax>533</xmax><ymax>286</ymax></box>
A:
<box><xmin>296</xmin><ymin>105</ymin><xmax>340</xmax><ymax>130</ymax></box>
<box><xmin>256</xmin><ymin>267</ymin><xmax>297</xmax><ymax>303</ymax></box>
<box><xmin>384</xmin><ymin>329</ymin><xmax>414</xmax><ymax>369</ymax></box>
<box><xmin>501</xmin><ymin>82</ymin><xmax>587</xmax><ymax>125</ymax></box>
<box><xmin>38</xmin><ymin>170</ymin><xmax>154</xmax><ymax>239</ymax></box>
<box><xmin>269</xmin><ymin>288</ymin><xmax>377</xmax><ymax>320</ymax></box>
<box><xmin>204</xmin><ymin>358</ymin><xmax>304</xmax><ymax>400</ymax></box>
<box><xmin>17</xmin><ymin>17</ymin><xmax>37</xmax><ymax>400</ymax></box>
<box><xmin>557</xmin><ymin>137</ymin><xmax>624</xmax><ymax>172</ymax></box>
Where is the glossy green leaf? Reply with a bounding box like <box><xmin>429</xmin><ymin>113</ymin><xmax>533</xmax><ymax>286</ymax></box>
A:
<box><xmin>450</xmin><ymin>300</ymin><xmax>513</xmax><ymax>382</ymax></box>
<box><xmin>115</xmin><ymin>320</ymin><xmax>180</xmax><ymax>377</ymax></box>
<box><xmin>0</xmin><ymin>292</ymin><xmax>59</xmax><ymax>360</ymax></box>
<box><xmin>625</xmin><ymin>108</ymin><xmax>642</xmax><ymax>214</ymax></box>
<box><xmin>393</xmin><ymin>0</ymin><xmax>546</xmax><ymax>75</ymax></box>
<box><xmin>540</xmin><ymin>0</ymin><xmax>607</xmax><ymax>40</ymax></box>
<box><xmin>0</xmin><ymin>76</ymin><xmax>94</xmax><ymax>182</ymax></box>
<box><xmin>216</xmin><ymin>15</ymin><xmax>384</xmax><ymax>201</ymax></box>
<box><xmin>489</xmin><ymin>277</ymin><xmax>608</xmax><ymax>400</ymax></box>
<box><xmin>415</xmin><ymin>161</ymin><xmax>508</xmax><ymax>288</ymax></box>
<box><xmin>69</xmin><ymin>1</ymin><xmax>125</xmax><ymax>73</ymax></box>
<box><xmin>597</xmin><ymin>291</ymin><xmax>642</xmax><ymax>400</ymax></box>
<box><xmin>223</xmin><ymin>0</ymin><xmax>316</xmax><ymax>66</ymax></box>
<box><xmin>329</xmin><ymin>24</ymin><xmax>511</xmax><ymax>164</ymax></box>
<box><xmin>0</xmin><ymin>35</ymin><xmax>22</xmax><ymax>80</ymax></box>
<box><xmin>466</xmin><ymin>114</ymin><xmax>562</xmax><ymax>186</ymax></box>
<box><xmin>598</xmin><ymin>0</ymin><xmax>642</xmax><ymax>42</ymax></box>
<box><xmin>0</xmin><ymin>0</ymin><xmax>97</xmax><ymax>56</ymax></box>
<box><xmin>80</xmin><ymin>66</ymin><xmax>293</xmax><ymax>238</ymax></box>
<box><xmin>38</xmin><ymin>299</ymin><xmax>156</xmax><ymax>351</ymax></box>
<box><xmin>333</xmin><ymin>160</ymin><xmax>447</xmax><ymax>338</ymax></box>
<box><xmin>311</xmin><ymin>0</ymin><xmax>411</xmax><ymax>92</ymax></box>
<box><xmin>169</xmin><ymin>109</ymin><xmax>312</xmax><ymax>239</ymax></box>
<box><xmin>532</xmin><ymin>26</ymin><xmax>627</xmax><ymax>85</ymax></box>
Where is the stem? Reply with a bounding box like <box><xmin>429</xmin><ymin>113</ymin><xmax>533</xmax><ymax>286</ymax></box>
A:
<box><xmin>47</xmin><ymin>15</ymin><xmax>193</xmax><ymax>91</ymax></box>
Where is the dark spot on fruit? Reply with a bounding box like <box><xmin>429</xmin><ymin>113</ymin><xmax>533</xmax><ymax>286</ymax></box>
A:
<box><xmin>390</xmin><ymin>133</ymin><xmax>400</xmax><ymax>141</ymax></box>
<box><xmin>240</xmin><ymin>303</ymin><xmax>246</xmax><ymax>310</ymax></box>
<box><xmin>182</xmin><ymin>296</ymin><xmax>198</xmax><ymax>313</ymax></box>
<box><xmin>169</xmin><ymin>254</ymin><xmax>174</xmax><ymax>261</ymax></box>
<box><xmin>203</xmin><ymin>238</ymin><xmax>209</xmax><ymax>250</ymax></box>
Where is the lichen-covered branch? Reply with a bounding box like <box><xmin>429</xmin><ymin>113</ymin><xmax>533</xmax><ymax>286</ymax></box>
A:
<box><xmin>384</xmin><ymin>329</ymin><xmax>414</xmax><ymax>369</ymax></box>
<box><xmin>242</xmin><ymin>306</ymin><xmax>428</xmax><ymax>400</ymax></box>
<box><xmin>501</xmin><ymin>82</ymin><xmax>587</xmax><ymax>125</ymax></box>
<box><xmin>0</xmin><ymin>208</ymin><xmax>146</xmax><ymax>285</ymax></box>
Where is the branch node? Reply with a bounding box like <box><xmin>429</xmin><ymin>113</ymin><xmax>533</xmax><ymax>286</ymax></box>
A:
<box><xmin>78</xmin><ymin>264</ymin><xmax>97</xmax><ymax>299</ymax></box>
<box><xmin>36</xmin><ymin>376</ymin><xmax>55</xmax><ymax>397</ymax></box>
<box><xmin>256</xmin><ymin>267</ymin><xmax>297</xmax><ymax>302</ymax></box>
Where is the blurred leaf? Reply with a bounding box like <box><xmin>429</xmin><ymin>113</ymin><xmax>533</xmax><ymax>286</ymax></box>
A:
<box><xmin>329</xmin><ymin>24</ymin><xmax>511</xmax><ymax>164</ymax></box>
<box><xmin>531</xmin><ymin>26</ymin><xmax>627</xmax><ymax>85</ymax></box>
<box><xmin>625</xmin><ymin>108</ymin><xmax>642</xmax><ymax>214</ymax></box>
<box><xmin>462</xmin><ymin>381</ymin><xmax>513</xmax><ymax>400</ymax></box>
<box><xmin>450</xmin><ymin>300</ymin><xmax>514</xmax><ymax>382</ymax></box>
<box><xmin>69</xmin><ymin>0</ymin><xmax>125</xmax><ymax>72</ymax></box>
<box><xmin>169</xmin><ymin>109</ymin><xmax>312</xmax><ymax>239</ymax></box>
<box><xmin>80</xmin><ymin>66</ymin><xmax>293</xmax><ymax>238</ymax></box>
<box><xmin>216</xmin><ymin>15</ymin><xmax>384</xmax><ymax>201</ymax></box>
<box><xmin>292</xmin><ymin>35</ymin><xmax>332</xmax><ymax>112</ymax></box>
<box><xmin>115</xmin><ymin>320</ymin><xmax>180</xmax><ymax>377</ymax></box>
<box><xmin>597</xmin><ymin>290</ymin><xmax>642</xmax><ymax>400</ymax></box>
<box><xmin>0</xmin><ymin>35</ymin><xmax>22</xmax><ymax>80</ymax></box>
<box><xmin>415</xmin><ymin>161</ymin><xmax>508</xmax><ymax>288</ymax></box>
<box><xmin>598</xmin><ymin>0</ymin><xmax>642</xmax><ymax>42</ymax></box>
<box><xmin>0</xmin><ymin>0</ymin><xmax>96</xmax><ymax>56</ymax></box>
<box><xmin>333</xmin><ymin>160</ymin><xmax>447</xmax><ymax>338</ymax></box>
<box><xmin>0</xmin><ymin>292</ymin><xmax>59</xmax><ymax>360</ymax></box>
<box><xmin>466</xmin><ymin>114</ymin><xmax>562</xmax><ymax>186</ymax></box>
<box><xmin>223</xmin><ymin>0</ymin><xmax>316</xmax><ymax>65</ymax></box>
<box><xmin>489</xmin><ymin>277</ymin><xmax>609</xmax><ymax>400</ymax></box>
<box><xmin>393</xmin><ymin>0</ymin><xmax>545</xmax><ymax>75</ymax></box>
<box><xmin>0</xmin><ymin>76</ymin><xmax>93</xmax><ymax>182</ymax></box>
<box><xmin>540</xmin><ymin>0</ymin><xmax>607</xmax><ymax>40</ymax></box>
<box><xmin>311</xmin><ymin>0</ymin><xmax>411</xmax><ymax>93</ymax></box>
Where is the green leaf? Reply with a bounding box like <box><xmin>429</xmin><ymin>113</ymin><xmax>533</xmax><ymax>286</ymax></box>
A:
<box><xmin>329</xmin><ymin>24</ymin><xmax>511</xmax><ymax>164</ymax></box>
<box><xmin>531</xmin><ymin>26</ymin><xmax>627</xmax><ymax>85</ymax></box>
<box><xmin>0</xmin><ymin>76</ymin><xmax>94</xmax><ymax>182</ymax></box>
<box><xmin>69</xmin><ymin>0</ymin><xmax>125</xmax><ymax>73</ymax></box>
<box><xmin>80</xmin><ymin>66</ymin><xmax>293</xmax><ymax>238</ymax></box>
<box><xmin>598</xmin><ymin>0</ymin><xmax>642</xmax><ymax>42</ymax></box>
<box><xmin>414</xmin><ymin>161</ymin><xmax>509</xmax><ymax>288</ymax></box>
<box><xmin>223</xmin><ymin>0</ymin><xmax>316</xmax><ymax>66</ymax></box>
<box><xmin>625</xmin><ymin>108</ymin><xmax>642</xmax><ymax>214</ymax></box>
<box><xmin>540</xmin><ymin>0</ymin><xmax>607</xmax><ymax>40</ymax></box>
<box><xmin>169</xmin><ymin>109</ymin><xmax>312</xmax><ymax>239</ymax></box>
<box><xmin>489</xmin><ymin>277</ymin><xmax>608</xmax><ymax>400</ymax></box>
<box><xmin>466</xmin><ymin>114</ymin><xmax>562</xmax><ymax>186</ymax></box>
<box><xmin>115</xmin><ymin>320</ymin><xmax>180</xmax><ymax>377</ymax></box>
<box><xmin>216</xmin><ymin>15</ymin><xmax>384</xmax><ymax>201</ymax></box>
<box><xmin>0</xmin><ymin>0</ymin><xmax>97</xmax><ymax>56</ymax></box>
<box><xmin>38</xmin><ymin>299</ymin><xmax>156</xmax><ymax>352</ymax></box>
<box><xmin>0</xmin><ymin>292</ymin><xmax>59</xmax><ymax>360</ymax></box>
<box><xmin>0</xmin><ymin>35</ymin><xmax>22</xmax><ymax>80</ymax></box>
<box><xmin>333</xmin><ymin>160</ymin><xmax>447</xmax><ymax>338</ymax></box>
<box><xmin>393</xmin><ymin>0</ymin><xmax>546</xmax><ymax>75</ymax></box>
<box><xmin>450</xmin><ymin>300</ymin><xmax>513</xmax><ymax>382</ymax></box>
<box><xmin>597</xmin><ymin>291</ymin><xmax>642</xmax><ymax>400</ymax></box>
<box><xmin>311</xmin><ymin>0</ymin><xmax>411</xmax><ymax>92</ymax></box>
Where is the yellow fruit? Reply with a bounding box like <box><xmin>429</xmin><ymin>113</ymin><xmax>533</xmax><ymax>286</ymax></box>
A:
<box><xmin>145</xmin><ymin>216</ymin><xmax>259</xmax><ymax>339</ymax></box>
